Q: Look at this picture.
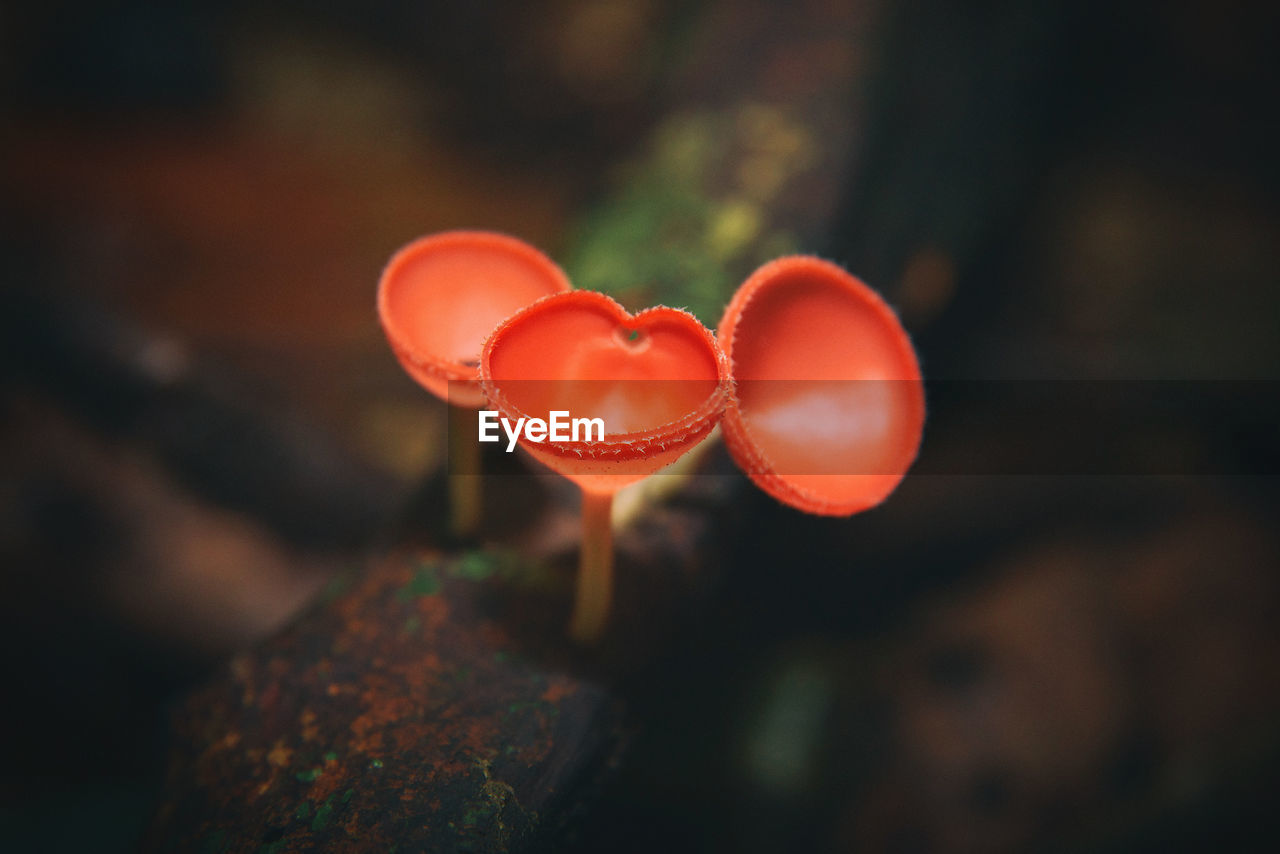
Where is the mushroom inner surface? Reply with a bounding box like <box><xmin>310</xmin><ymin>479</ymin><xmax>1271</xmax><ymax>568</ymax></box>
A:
<box><xmin>386</xmin><ymin>240</ymin><xmax>568</xmax><ymax>366</ymax></box>
<box><xmin>730</xmin><ymin>273</ymin><xmax>922</xmax><ymax>497</ymax></box>
<box><xmin>488</xmin><ymin>297</ymin><xmax>720</xmax><ymax>436</ymax></box>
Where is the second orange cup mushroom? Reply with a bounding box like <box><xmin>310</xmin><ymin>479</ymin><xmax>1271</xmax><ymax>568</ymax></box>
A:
<box><xmin>481</xmin><ymin>291</ymin><xmax>731</xmax><ymax>643</ymax></box>
<box><xmin>377</xmin><ymin>231</ymin><xmax>571</xmax><ymax>535</ymax></box>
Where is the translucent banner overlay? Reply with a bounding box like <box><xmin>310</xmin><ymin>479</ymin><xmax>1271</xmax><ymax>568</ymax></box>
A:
<box><xmin>447</xmin><ymin>380</ymin><xmax>1279</xmax><ymax>476</ymax></box>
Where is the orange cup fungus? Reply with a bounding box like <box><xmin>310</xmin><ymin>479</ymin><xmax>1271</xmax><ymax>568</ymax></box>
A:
<box><xmin>377</xmin><ymin>230</ymin><xmax>571</xmax><ymax>408</ymax></box>
<box><xmin>481</xmin><ymin>290</ymin><xmax>730</xmax><ymax>643</ymax></box>
<box><xmin>481</xmin><ymin>290</ymin><xmax>730</xmax><ymax>494</ymax></box>
<box><xmin>717</xmin><ymin>256</ymin><xmax>925</xmax><ymax>516</ymax></box>
<box><xmin>376</xmin><ymin>230</ymin><xmax>923</xmax><ymax>642</ymax></box>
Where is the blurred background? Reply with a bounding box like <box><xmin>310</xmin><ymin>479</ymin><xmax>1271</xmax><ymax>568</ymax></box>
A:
<box><xmin>1</xmin><ymin>0</ymin><xmax>1277</xmax><ymax>851</ymax></box>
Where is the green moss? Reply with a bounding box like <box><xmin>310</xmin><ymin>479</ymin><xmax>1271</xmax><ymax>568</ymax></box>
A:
<box><xmin>564</xmin><ymin>113</ymin><xmax>744</xmax><ymax>324</ymax></box>
<box><xmin>295</xmin><ymin>768</ymin><xmax>322</xmax><ymax>783</ymax></box>
<box><xmin>452</xmin><ymin>551</ymin><xmax>499</xmax><ymax>581</ymax></box>
<box><xmin>450</xmin><ymin>548</ymin><xmax>525</xmax><ymax>582</ymax></box>
<box><xmin>311</xmin><ymin>795</ymin><xmax>335</xmax><ymax>832</ymax></box>
<box><xmin>395</xmin><ymin>565</ymin><xmax>439</xmax><ymax>602</ymax></box>
<box><xmin>567</xmin><ymin>181</ymin><xmax>732</xmax><ymax>324</ymax></box>
<box><xmin>563</xmin><ymin>108</ymin><xmax>813</xmax><ymax>326</ymax></box>
<box><xmin>294</xmin><ymin>801</ymin><xmax>311</xmax><ymax>821</ymax></box>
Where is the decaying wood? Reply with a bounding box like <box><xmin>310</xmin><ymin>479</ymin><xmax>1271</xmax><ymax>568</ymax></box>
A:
<box><xmin>144</xmin><ymin>549</ymin><xmax>622</xmax><ymax>854</ymax></box>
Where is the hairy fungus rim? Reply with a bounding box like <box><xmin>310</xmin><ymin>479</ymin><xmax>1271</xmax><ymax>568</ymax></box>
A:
<box><xmin>480</xmin><ymin>290</ymin><xmax>732</xmax><ymax>462</ymax></box>
<box><xmin>717</xmin><ymin>255</ymin><xmax>925</xmax><ymax>516</ymax></box>
<box><xmin>377</xmin><ymin>230</ymin><xmax>572</xmax><ymax>390</ymax></box>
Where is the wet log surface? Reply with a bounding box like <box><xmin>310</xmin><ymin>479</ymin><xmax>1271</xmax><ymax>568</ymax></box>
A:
<box><xmin>145</xmin><ymin>549</ymin><xmax>623</xmax><ymax>854</ymax></box>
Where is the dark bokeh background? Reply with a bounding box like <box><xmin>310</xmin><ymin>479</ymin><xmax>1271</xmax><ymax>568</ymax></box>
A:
<box><xmin>2</xmin><ymin>0</ymin><xmax>1277</xmax><ymax>851</ymax></box>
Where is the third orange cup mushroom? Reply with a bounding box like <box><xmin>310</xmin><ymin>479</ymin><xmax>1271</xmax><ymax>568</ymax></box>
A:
<box><xmin>717</xmin><ymin>255</ymin><xmax>925</xmax><ymax>515</ymax></box>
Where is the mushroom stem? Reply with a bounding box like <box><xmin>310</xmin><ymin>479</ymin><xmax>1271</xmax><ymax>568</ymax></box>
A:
<box><xmin>569</xmin><ymin>489</ymin><xmax>614</xmax><ymax>643</ymax></box>
<box><xmin>447</xmin><ymin>404</ymin><xmax>482</xmax><ymax>538</ymax></box>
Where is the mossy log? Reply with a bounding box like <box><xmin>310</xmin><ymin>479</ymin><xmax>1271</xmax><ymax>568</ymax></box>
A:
<box><xmin>144</xmin><ymin>547</ymin><xmax>622</xmax><ymax>854</ymax></box>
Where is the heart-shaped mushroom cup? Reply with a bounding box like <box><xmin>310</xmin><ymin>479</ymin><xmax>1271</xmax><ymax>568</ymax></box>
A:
<box><xmin>481</xmin><ymin>290</ymin><xmax>731</xmax><ymax>642</ymax></box>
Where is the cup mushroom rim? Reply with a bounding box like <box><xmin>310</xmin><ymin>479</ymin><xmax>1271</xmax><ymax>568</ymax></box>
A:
<box><xmin>377</xmin><ymin>230</ymin><xmax>572</xmax><ymax>383</ymax></box>
<box><xmin>480</xmin><ymin>289</ymin><xmax>732</xmax><ymax>461</ymax></box>
<box><xmin>716</xmin><ymin>254</ymin><xmax>925</xmax><ymax>515</ymax></box>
